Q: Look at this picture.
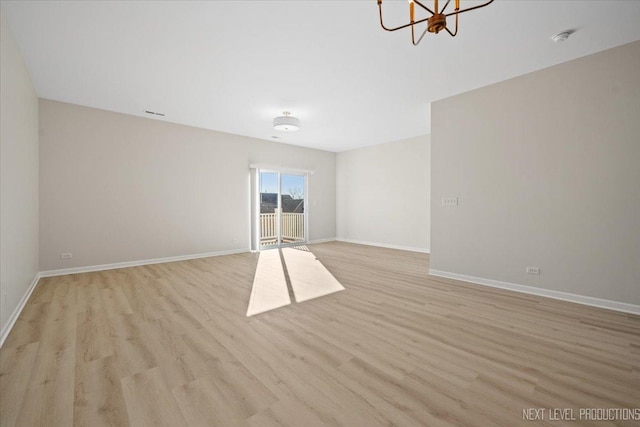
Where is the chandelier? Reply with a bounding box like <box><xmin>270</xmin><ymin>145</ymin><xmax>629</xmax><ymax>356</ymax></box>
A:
<box><xmin>377</xmin><ymin>0</ymin><xmax>495</xmax><ymax>45</ymax></box>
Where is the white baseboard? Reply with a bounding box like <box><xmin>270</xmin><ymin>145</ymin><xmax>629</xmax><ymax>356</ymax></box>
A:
<box><xmin>308</xmin><ymin>238</ymin><xmax>337</xmax><ymax>244</ymax></box>
<box><xmin>39</xmin><ymin>248</ymin><xmax>250</xmax><ymax>278</ymax></box>
<box><xmin>0</xmin><ymin>273</ymin><xmax>41</xmax><ymax>348</ymax></box>
<box><xmin>336</xmin><ymin>238</ymin><xmax>429</xmax><ymax>254</ymax></box>
<box><xmin>429</xmin><ymin>269</ymin><xmax>640</xmax><ymax>315</ymax></box>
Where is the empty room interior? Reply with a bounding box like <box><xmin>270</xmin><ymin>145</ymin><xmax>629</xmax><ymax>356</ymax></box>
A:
<box><xmin>1</xmin><ymin>1</ymin><xmax>639</xmax><ymax>426</ymax></box>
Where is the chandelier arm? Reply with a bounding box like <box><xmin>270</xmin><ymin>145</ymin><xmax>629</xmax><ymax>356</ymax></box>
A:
<box><xmin>413</xmin><ymin>24</ymin><xmax>430</xmax><ymax>45</ymax></box>
<box><xmin>440</xmin><ymin>0</ymin><xmax>452</xmax><ymax>14</ymax></box>
<box><xmin>378</xmin><ymin>2</ymin><xmax>431</xmax><ymax>32</ymax></box>
<box><xmin>379</xmin><ymin>17</ymin><xmax>431</xmax><ymax>32</ymax></box>
<box><xmin>411</xmin><ymin>21</ymin><xmax>416</xmax><ymax>45</ymax></box>
<box><xmin>444</xmin><ymin>0</ymin><xmax>494</xmax><ymax>17</ymax></box>
<box><xmin>413</xmin><ymin>0</ymin><xmax>435</xmax><ymax>16</ymax></box>
<box><xmin>445</xmin><ymin>12</ymin><xmax>458</xmax><ymax>37</ymax></box>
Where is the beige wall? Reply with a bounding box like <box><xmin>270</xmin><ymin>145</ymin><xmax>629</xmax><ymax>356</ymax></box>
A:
<box><xmin>39</xmin><ymin>100</ymin><xmax>336</xmax><ymax>271</ymax></box>
<box><xmin>431</xmin><ymin>41</ymin><xmax>640</xmax><ymax>305</ymax></box>
<box><xmin>0</xmin><ymin>15</ymin><xmax>39</xmax><ymax>334</ymax></box>
<box><xmin>337</xmin><ymin>135</ymin><xmax>430</xmax><ymax>252</ymax></box>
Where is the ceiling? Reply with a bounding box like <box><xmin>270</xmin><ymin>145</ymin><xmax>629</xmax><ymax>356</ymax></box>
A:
<box><xmin>2</xmin><ymin>1</ymin><xmax>640</xmax><ymax>152</ymax></box>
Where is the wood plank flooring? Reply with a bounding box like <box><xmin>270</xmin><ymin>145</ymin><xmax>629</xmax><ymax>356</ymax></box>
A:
<box><xmin>1</xmin><ymin>241</ymin><xmax>639</xmax><ymax>426</ymax></box>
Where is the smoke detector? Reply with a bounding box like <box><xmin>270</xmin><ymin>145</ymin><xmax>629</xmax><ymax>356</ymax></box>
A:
<box><xmin>552</xmin><ymin>31</ymin><xmax>572</xmax><ymax>43</ymax></box>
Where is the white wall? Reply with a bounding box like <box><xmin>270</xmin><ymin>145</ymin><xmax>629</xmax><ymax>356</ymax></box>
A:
<box><xmin>336</xmin><ymin>135</ymin><xmax>430</xmax><ymax>252</ymax></box>
<box><xmin>431</xmin><ymin>41</ymin><xmax>640</xmax><ymax>305</ymax></box>
<box><xmin>0</xmin><ymin>15</ymin><xmax>39</xmax><ymax>334</ymax></box>
<box><xmin>39</xmin><ymin>100</ymin><xmax>336</xmax><ymax>271</ymax></box>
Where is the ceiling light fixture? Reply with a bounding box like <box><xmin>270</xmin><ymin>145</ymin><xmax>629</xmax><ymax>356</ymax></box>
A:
<box><xmin>273</xmin><ymin>111</ymin><xmax>300</xmax><ymax>132</ymax></box>
<box><xmin>377</xmin><ymin>0</ymin><xmax>495</xmax><ymax>46</ymax></box>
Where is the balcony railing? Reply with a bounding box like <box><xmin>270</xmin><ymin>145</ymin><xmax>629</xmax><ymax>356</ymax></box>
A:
<box><xmin>260</xmin><ymin>212</ymin><xmax>304</xmax><ymax>246</ymax></box>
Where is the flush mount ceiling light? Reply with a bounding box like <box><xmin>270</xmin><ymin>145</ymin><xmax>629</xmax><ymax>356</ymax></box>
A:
<box><xmin>273</xmin><ymin>111</ymin><xmax>300</xmax><ymax>132</ymax></box>
<box><xmin>377</xmin><ymin>0</ymin><xmax>495</xmax><ymax>46</ymax></box>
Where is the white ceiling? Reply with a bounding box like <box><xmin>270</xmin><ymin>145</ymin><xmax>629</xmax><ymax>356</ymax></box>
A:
<box><xmin>2</xmin><ymin>1</ymin><xmax>640</xmax><ymax>152</ymax></box>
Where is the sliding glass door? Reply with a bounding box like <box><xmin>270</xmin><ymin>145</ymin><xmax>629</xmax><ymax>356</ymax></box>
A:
<box><xmin>259</xmin><ymin>171</ymin><xmax>306</xmax><ymax>249</ymax></box>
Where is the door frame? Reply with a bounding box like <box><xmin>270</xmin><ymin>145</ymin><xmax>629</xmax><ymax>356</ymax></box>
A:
<box><xmin>254</xmin><ymin>168</ymin><xmax>309</xmax><ymax>250</ymax></box>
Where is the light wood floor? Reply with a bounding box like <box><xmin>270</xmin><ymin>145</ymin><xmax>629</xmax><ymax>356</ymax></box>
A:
<box><xmin>1</xmin><ymin>242</ymin><xmax>639</xmax><ymax>426</ymax></box>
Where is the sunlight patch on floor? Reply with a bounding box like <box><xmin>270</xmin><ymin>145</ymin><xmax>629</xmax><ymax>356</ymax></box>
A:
<box><xmin>282</xmin><ymin>246</ymin><xmax>345</xmax><ymax>303</ymax></box>
<box><xmin>246</xmin><ymin>248</ymin><xmax>291</xmax><ymax>316</ymax></box>
<box><xmin>246</xmin><ymin>246</ymin><xmax>345</xmax><ymax>316</ymax></box>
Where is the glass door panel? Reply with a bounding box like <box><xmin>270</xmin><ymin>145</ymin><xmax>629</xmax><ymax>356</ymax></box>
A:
<box><xmin>280</xmin><ymin>174</ymin><xmax>305</xmax><ymax>245</ymax></box>
<box><xmin>259</xmin><ymin>172</ymin><xmax>279</xmax><ymax>248</ymax></box>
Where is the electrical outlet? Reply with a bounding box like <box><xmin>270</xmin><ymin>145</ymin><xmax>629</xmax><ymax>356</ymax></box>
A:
<box><xmin>442</xmin><ymin>197</ymin><xmax>458</xmax><ymax>207</ymax></box>
<box><xmin>526</xmin><ymin>266</ymin><xmax>540</xmax><ymax>275</ymax></box>
<box><xmin>60</xmin><ymin>252</ymin><xmax>73</xmax><ymax>259</ymax></box>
